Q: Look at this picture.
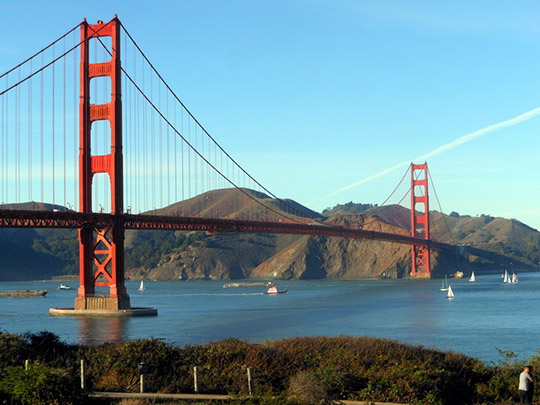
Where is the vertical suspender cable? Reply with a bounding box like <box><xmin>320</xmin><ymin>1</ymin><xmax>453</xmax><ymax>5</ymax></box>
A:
<box><xmin>40</xmin><ymin>54</ymin><xmax>43</xmax><ymax>206</ymax></box>
<box><xmin>150</xmin><ymin>72</ymin><xmax>155</xmax><ymax>211</ymax></box>
<box><xmin>16</xmin><ymin>68</ymin><xmax>20</xmax><ymax>206</ymax></box>
<box><xmin>188</xmin><ymin>117</ymin><xmax>191</xmax><ymax>215</ymax></box>
<box><xmin>180</xmin><ymin>108</ymin><xmax>186</xmax><ymax>217</ymax></box>
<box><xmin>158</xmin><ymin>80</ymin><xmax>163</xmax><ymax>210</ymax></box>
<box><xmin>63</xmin><ymin>37</ymin><xmax>67</xmax><ymax>209</ymax></box>
<box><xmin>181</xmin><ymin>108</ymin><xmax>184</xmax><ymax>215</ymax></box>
<box><xmin>193</xmin><ymin>123</ymin><xmax>199</xmax><ymax>210</ymax></box>
<box><xmin>6</xmin><ymin>75</ymin><xmax>8</xmax><ymax>205</ymax></box>
<box><xmin>142</xmin><ymin>56</ymin><xmax>147</xmax><ymax>212</ymax></box>
<box><xmin>128</xmin><ymin>36</ymin><xmax>133</xmax><ymax>213</ymax></box>
<box><xmin>200</xmin><ymin>125</ymin><xmax>204</xmax><ymax>214</ymax></box>
<box><xmin>52</xmin><ymin>44</ymin><xmax>56</xmax><ymax>209</ymax></box>
<box><xmin>166</xmin><ymin>91</ymin><xmax>170</xmax><ymax>212</ymax></box>
<box><xmin>173</xmin><ymin>95</ymin><xmax>177</xmax><ymax>209</ymax></box>
<box><xmin>73</xmin><ymin>32</ymin><xmax>77</xmax><ymax>210</ymax></box>
<box><xmin>1</xmin><ymin>77</ymin><xmax>3</xmax><ymax>203</ymax></box>
<box><xmin>133</xmin><ymin>43</ymin><xmax>137</xmax><ymax>212</ymax></box>
<box><xmin>28</xmin><ymin>60</ymin><xmax>32</xmax><ymax>202</ymax></box>
<box><xmin>129</xmin><ymin>36</ymin><xmax>134</xmax><ymax>214</ymax></box>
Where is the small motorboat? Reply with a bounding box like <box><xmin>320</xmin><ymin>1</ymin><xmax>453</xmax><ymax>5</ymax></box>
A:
<box><xmin>266</xmin><ymin>284</ymin><xmax>287</xmax><ymax>295</ymax></box>
<box><xmin>57</xmin><ymin>283</ymin><xmax>72</xmax><ymax>290</ymax></box>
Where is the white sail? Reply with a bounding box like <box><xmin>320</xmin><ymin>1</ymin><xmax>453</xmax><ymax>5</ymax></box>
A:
<box><xmin>139</xmin><ymin>280</ymin><xmax>145</xmax><ymax>291</ymax></box>
<box><xmin>469</xmin><ymin>272</ymin><xmax>476</xmax><ymax>282</ymax></box>
<box><xmin>440</xmin><ymin>275</ymin><xmax>449</xmax><ymax>291</ymax></box>
<box><xmin>447</xmin><ymin>285</ymin><xmax>454</xmax><ymax>299</ymax></box>
<box><xmin>503</xmin><ymin>270</ymin><xmax>509</xmax><ymax>283</ymax></box>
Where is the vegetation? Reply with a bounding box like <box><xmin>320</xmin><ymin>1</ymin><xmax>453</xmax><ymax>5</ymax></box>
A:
<box><xmin>0</xmin><ymin>332</ymin><xmax>537</xmax><ymax>404</ymax></box>
<box><xmin>322</xmin><ymin>201</ymin><xmax>377</xmax><ymax>216</ymax></box>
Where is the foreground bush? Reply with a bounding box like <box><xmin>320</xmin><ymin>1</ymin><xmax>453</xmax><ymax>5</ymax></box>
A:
<box><xmin>0</xmin><ymin>363</ymin><xmax>84</xmax><ymax>405</ymax></box>
<box><xmin>0</xmin><ymin>332</ymin><xmax>538</xmax><ymax>404</ymax></box>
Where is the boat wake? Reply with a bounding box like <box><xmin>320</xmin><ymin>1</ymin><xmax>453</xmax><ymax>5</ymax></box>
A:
<box><xmin>157</xmin><ymin>293</ymin><xmax>266</xmax><ymax>297</ymax></box>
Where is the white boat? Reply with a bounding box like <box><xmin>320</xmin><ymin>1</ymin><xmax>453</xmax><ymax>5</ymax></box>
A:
<box><xmin>138</xmin><ymin>280</ymin><xmax>145</xmax><ymax>291</ymax></box>
<box><xmin>503</xmin><ymin>270</ymin><xmax>515</xmax><ymax>284</ymax></box>
<box><xmin>469</xmin><ymin>272</ymin><xmax>476</xmax><ymax>282</ymax></box>
<box><xmin>57</xmin><ymin>283</ymin><xmax>71</xmax><ymax>290</ymax></box>
<box><xmin>440</xmin><ymin>275</ymin><xmax>449</xmax><ymax>291</ymax></box>
<box><xmin>266</xmin><ymin>284</ymin><xmax>287</xmax><ymax>295</ymax></box>
<box><xmin>447</xmin><ymin>285</ymin><xmax>454</xmax><ymax>299</ymax></box>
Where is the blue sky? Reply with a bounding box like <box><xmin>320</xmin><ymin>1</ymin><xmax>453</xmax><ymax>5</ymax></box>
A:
<box><xmin>1</xmin><ymin>0</ymin><xmax>540</xmax><ymax>229</ymax></box>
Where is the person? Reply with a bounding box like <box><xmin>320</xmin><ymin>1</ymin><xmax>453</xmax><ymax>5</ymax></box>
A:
<box><xmin>519</xmin><ymin>365</ymin><xmax>534</xmax><ymax>403</ymax></box>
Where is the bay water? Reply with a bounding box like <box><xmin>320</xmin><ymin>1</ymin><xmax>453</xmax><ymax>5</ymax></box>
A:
<box><xmin>0</xmin><ymin>272</ymin><xmax>538</xmax><ymax>363</ymax></box>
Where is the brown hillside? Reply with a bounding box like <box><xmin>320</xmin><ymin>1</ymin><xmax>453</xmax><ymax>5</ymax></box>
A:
<box><xmin>150</xmin><ymin>188</ymin><xmax>321</xmax><ymax>221</ymax></box>
<box><xmin>252</xmin><ymin>214</ymin><xmax>460</xmax><ymax>280</ymax></box>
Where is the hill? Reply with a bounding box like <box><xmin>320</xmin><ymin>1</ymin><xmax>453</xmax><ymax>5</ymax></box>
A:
<box><xmin>0</xmin><ymin>192</ymin><xmax>538</xmax><ymax>281</ymax></box>
<box><xmin>322</xmin><ymin>201</ymin><xmax>540</xmax><ymax>271</ymax></box>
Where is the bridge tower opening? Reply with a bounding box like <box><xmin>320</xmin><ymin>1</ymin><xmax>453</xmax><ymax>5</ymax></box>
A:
<box><xmin>75</xmin><ymin>17</ymin><xmax>129</xmax><ymax>310</ymax></box>
<box><xmin>410</xmin><ymin>163</ymin><xmax>430</xmax><ymax>278</ymax></box>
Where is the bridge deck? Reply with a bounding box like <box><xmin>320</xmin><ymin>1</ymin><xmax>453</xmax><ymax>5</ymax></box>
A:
<box><xmin>0</xmin><ymin>209</ymin><xmax>454</xmax><ymax>250</ymax></box>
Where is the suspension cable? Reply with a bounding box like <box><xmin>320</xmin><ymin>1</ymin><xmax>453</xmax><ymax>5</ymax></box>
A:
<box><xmin>118</xmin><ymin>23</ymin><xmax>314</xmax><ymax>221</ymax></box>
<box><xmin>0</xmin><ymin>21</ymin><xmax>112</xmax><ymax>97</ymax></box>
<box><xmin>0</xmin><ymin>23</ymin><xmax>80</xmax><ymax>81</ymax></box>
<box><xmin>90</xmin><ymin>27</ymin><xmax>311</xmax><ymax>224</ymax></box>
<box><xmin>428</xmin><ymin>168</ymin><xmax>455</xmax><ymax>244</ymax></box>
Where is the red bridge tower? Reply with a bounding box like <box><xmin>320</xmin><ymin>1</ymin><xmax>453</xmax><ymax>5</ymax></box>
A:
<box><xmin>410</xmin><ymin>163</ymin><xmax>430</xmax><ymax>278</ymax></box>
<box><xmin>75</xmin><ymin>17</ymin><xmax>129</xmax><ymax>310</ymax></box>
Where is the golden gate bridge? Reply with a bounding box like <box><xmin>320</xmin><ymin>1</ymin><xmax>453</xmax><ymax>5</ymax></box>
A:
<box><xmin>0</xmin><ymin>16</ymin><xmax>458</xmax><ymax>315</ymax></box>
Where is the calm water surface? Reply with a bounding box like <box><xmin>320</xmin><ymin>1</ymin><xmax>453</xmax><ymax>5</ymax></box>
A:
<box><xmin>0</xmin><ymin>273</ymin><xmax>538</xmax><ymax>363</ymax></box>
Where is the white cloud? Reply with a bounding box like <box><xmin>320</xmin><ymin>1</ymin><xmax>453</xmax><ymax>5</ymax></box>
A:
<box><xmin>310</xmin><ymin>105</ymin><xmax>540</xmax><ymax>204</ymax></box>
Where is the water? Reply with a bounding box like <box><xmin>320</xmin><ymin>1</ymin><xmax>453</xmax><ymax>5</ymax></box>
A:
<box><xmin>0</xmin><ymin>273</ymin><xmax>538</xmax><ymax>363</ymax></box>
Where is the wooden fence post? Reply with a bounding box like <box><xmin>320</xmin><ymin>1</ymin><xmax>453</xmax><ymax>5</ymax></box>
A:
<box><xmin>194</xmin><ymin>366</ymin><xmax>199</xmax><ymax>393</ymax></box>
<box><xmin>247</xmin><ymin>367</ymin><xmax>253</xmax><ymax>395</ymax></box>
<box><xmin>80</xmin><ymin>360</ymin><xmax>86</xmax><ymax>390</ymax></box>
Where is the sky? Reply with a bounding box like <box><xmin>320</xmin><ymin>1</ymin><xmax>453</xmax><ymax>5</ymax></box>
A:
<box><xmin>1</xmin><ymin>0</ymin><xmax>540</xmax><ymax>229</ymax></box>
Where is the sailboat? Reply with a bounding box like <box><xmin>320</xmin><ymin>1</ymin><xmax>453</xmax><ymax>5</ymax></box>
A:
<box><xmin>512</xmin><ymin>273</ymin><xmax>518</xmax><ymax>283</ymax></box>
<box><xmin>139</xmin><ymin>280</ymin><xmax>145</xmax><ymax>291</ymax></box>
<box><xmin>440</xmin><ymin>275</ymin><xmax>449</xmax><ymax>291</ymax></box>
<box><xmin>469</xmin><ymin>272</ymin><xmax>476</xmax><ymax>282</ymax></box>
<box><xmin>503</xmin><ymin>270</ymin><xmax>509</xmax><ymax>284</ymax></box>
<box><xmin>447</xmin><ymin>285</ymin><xmax>454</xmax><ymax>299</ymax></box>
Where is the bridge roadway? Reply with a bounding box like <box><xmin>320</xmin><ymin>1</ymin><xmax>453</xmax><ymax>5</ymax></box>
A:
<box><xmin>0</xmin><ymin>209</ymin><xmax>455</xmax><ymax>250</ymax></box>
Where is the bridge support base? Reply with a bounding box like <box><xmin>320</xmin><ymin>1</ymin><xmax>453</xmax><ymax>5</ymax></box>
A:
<box><xmin>410</xmin><ymin>272</ymin><xmax>431</xmax><ymax>279</ymax></box>
<box><xmin>49</xmin><ymin>307</ymin><xmax>157</xmax><ymax>317</ymax></box>
<box><xmin>75</xmin><ymin>296</ymin><xmax>131</xmax><ymax>311</ymax></box>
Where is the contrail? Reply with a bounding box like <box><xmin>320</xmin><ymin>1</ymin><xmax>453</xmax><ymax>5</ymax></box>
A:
<box><xmin>310</xmin><ymin>106</ymin><xmax>540</xmax><ymax>204</ymax></box>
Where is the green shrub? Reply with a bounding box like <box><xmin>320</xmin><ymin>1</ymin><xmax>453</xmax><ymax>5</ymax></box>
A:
<box><xmin>0</xmin><ymin>363</ymin><xmax>84</xmax><ymax>405</ymax></box>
